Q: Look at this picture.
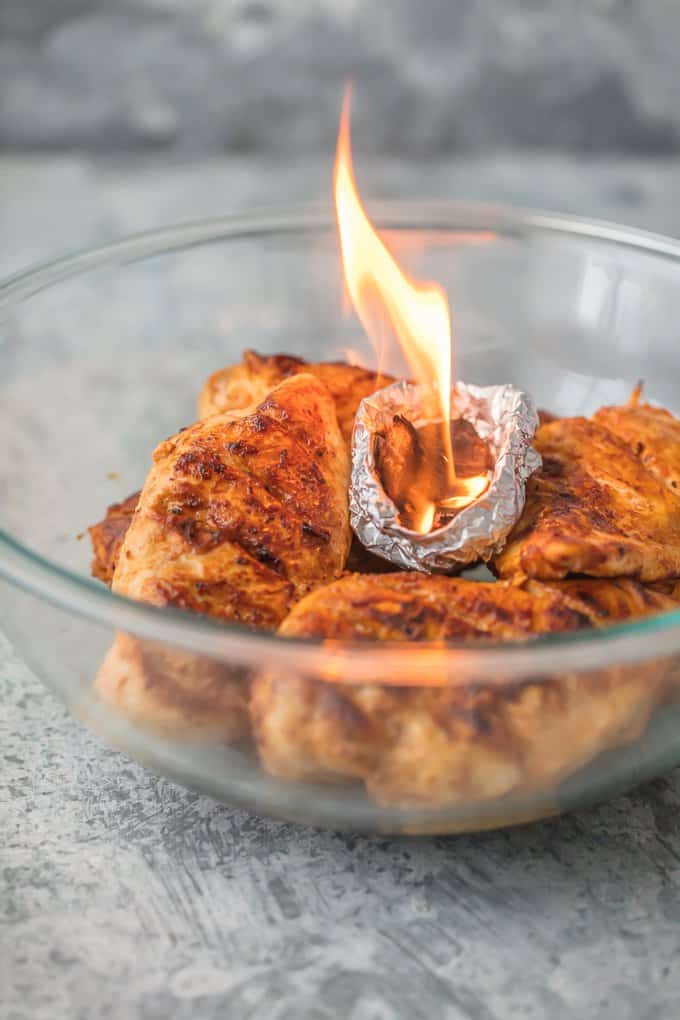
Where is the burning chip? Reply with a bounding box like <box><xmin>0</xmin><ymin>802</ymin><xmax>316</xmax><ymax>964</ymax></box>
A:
<box><xmin>350</xmin><ymin>379</ymin><xmax>541</xmax><ymax>573</ymax></box>
<box><xmin>374</xmin><ymin>411</ymin><xmax>493</xmax><ymax>532</ymax></box>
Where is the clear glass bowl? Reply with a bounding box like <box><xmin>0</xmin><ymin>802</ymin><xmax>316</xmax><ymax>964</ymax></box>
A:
<box><xmin>2</xmin><ymin>201</ymin><xmax>680</xmax><ymax>834</ymax></box>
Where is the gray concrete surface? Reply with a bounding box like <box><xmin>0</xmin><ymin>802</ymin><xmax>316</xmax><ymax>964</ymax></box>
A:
<box><xmin>2</xmin><ymin>0</ymin><xmax>680</xmax><ymax>156</ymax></box>
<box><xmin>3</xmin><ymin>153</ymin><xmax>680</xmax><ymax>1019</ymax></box>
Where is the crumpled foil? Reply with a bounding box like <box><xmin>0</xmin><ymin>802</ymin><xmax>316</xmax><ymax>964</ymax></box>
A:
<box><xmin>350</xmin><ymin>379</ymin><xmax>541</xmax><ymax>573</ymax></box>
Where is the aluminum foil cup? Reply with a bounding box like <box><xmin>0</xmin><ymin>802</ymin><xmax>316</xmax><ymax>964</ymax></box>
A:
<box><xmin>350</xmin><ymin>380</ymin><xmax>541</xmax><ymax>573</ymax></box>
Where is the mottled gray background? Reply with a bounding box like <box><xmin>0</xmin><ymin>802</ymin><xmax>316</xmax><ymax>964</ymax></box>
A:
<box><xmin>1</xmin><ymin>0</ymin><xmax>679</xmax><ymax>157</ymax></box>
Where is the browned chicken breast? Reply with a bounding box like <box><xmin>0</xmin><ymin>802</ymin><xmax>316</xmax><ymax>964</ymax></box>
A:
<box><xmin>90</xmin><ymin>352</ymin><xmax>391</xmax><ymax>584</ymax></box>
<box><xmin>594</xmin><ymin>400</ymin><xmax>680</xmax><ymax>493</ymax></box>
<box><xmin>111</xmin><ymin>373</ymin><xmax>350</xmax><ymax>617</ymax></box>
<box><xmin>198</xmin><ymin>349</ymin><xmax>393</xmax><ymax>446</ymax></box>
<box><xmin>95</xmin><ymin>634</ymin><xmax>253</xmax><ymax>743</ymax></box>
<box><xmin>251</xmin><ymin>573</ymin><xmax>677</xmax><ymax>806</ymax></box>
<box><xmin>96</xmin><ymin>373</ymin><xmax>351</xmax><ymax>740</ymax></box>
<box><xmin>270</xmin><ymin>572</ymin><xmax>596</xmax><ymax>642</ymax></box>
<box><xmin>494</xmin><ymin>417</ymin><xmax>680</xmax><ymax>582</ymax></box>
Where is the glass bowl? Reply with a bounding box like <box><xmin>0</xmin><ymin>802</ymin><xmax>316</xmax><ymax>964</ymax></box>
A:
<box><xmin>3</xmin><ymin>201</ymin><xmax>680</xmax><ymax>834</ymax></box>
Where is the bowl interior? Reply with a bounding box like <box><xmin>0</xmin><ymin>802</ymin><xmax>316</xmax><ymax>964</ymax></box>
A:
<box><xmin>3</xmin><ymin>204</ymin><xmax>680</xmax><ymax>831</ymax></box>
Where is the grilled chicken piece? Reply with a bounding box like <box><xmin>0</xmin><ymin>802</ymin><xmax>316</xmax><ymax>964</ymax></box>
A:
<box><xmin>251</xmin><ymin>573</ymin><xmax>677</xmax><ymax>806</ymax></box>
<box><xmin>269</xmin><ymin>572</ymin><xmax>596</xmax><ymax>642</ymax></box>
<box><xmin>96</xmin><ymin>634</ymin><xmax>253</xmax><ymax>743</ymax></box>
<box><xmin>198</xmin><ymin>349</ymin><xmax>394</xmax><ymax>446</ymax></box>
<box><xmin>96</xmin><ymin>374</ymin><xmax>351</xmax><ymax>740</ymax></box>
<box><xmin>89</xmin><ymin>352</ymin><xmax>391</xmax><ymax>584</ymax></box>
<box><xmin>594</xmin><ymin>400</ymin><xmax>680</xmax><ymax>494</ymax></box>
<box><xmin>113</xmin><ymin>373</ymin><xmax>350</xmax><ymax>617</ymax></box>
<box><xmin>89</xmin><ymin>491</ymin><xmax>141</xmax><ymax>585</ymax></box>
<box><xmin>494</xmin><ymin>417</ymin><xmax>680</xmax><ymax>582</ymax></box>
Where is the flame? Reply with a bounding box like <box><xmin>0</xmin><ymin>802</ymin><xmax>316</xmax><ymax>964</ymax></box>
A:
<box><xmin>439</xmin><ymin>474</ymin><xmax>490</xmax><ymax>510</ymax></box>
<box><xmin>411</xmin><ymin>502</ymin><xmax>436</xmax><ymax>535</ymax></box>
<box><xmin>334</xmin><ymin>85</ymin><xmax>488</xmax><ymax>533</ymax></box>
<box><xmin>334</xmin><ymin>88</ymin><xmax>454</xmax><ymax>466</ymax></box>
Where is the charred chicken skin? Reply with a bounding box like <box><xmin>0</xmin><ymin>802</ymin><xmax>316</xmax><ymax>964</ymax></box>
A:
<box><xmin>494</xmin><ymin>415</ymin><xmax>680</xmax><ymax>582</ymax></box>
<box><xmin>96</xmin><ymin>373</ymin><xmax>351</xmax><ymax>739</ymax></box>
<box><xmin>251</xmin><ymin>573</ymin><xmax>677</xmax><ymax>805</ymax></box>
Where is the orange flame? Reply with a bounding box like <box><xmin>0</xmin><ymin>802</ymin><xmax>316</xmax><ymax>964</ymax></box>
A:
<box><xmin>334</xmin><ymin>88</ymin><xmax>454</xmax><ymax>464</ymax></box>
<box><xmin>412</xmin><ymin>502</ymin><xmax>436</xmax><ymax>535</ymax></box>
<box><xmin>439</xmin><ymin>474</ymin><xmax>490</xmax><ymax>510</ymax></box>
<box><xmin>334</xmin><ymin>86</ymin><xmax>488</xmax><ymax>532</ymax></box>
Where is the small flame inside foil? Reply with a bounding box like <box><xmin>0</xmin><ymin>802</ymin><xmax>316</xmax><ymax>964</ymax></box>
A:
<box><xmin>351</xmin><ymin>380</ymin><xmax>542</xmax><ymax>574</ymax></box>
<box><xmin>374</xmin><ymin>414</ymin><xmax>492</xmax><ymax>532</ymax></box>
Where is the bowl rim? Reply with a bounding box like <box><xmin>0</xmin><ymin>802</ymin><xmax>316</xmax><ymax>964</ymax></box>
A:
<box><xmin>3</xmin><ymin>198</ymin><xmax>680</xmax><ymax>683</ymax></box>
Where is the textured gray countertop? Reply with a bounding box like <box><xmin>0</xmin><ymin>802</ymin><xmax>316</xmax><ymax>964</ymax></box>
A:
<box><xmin>3</xmin><ymin>153</ymin><xmax>680</xmax><ymax>1020</ymax></box>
